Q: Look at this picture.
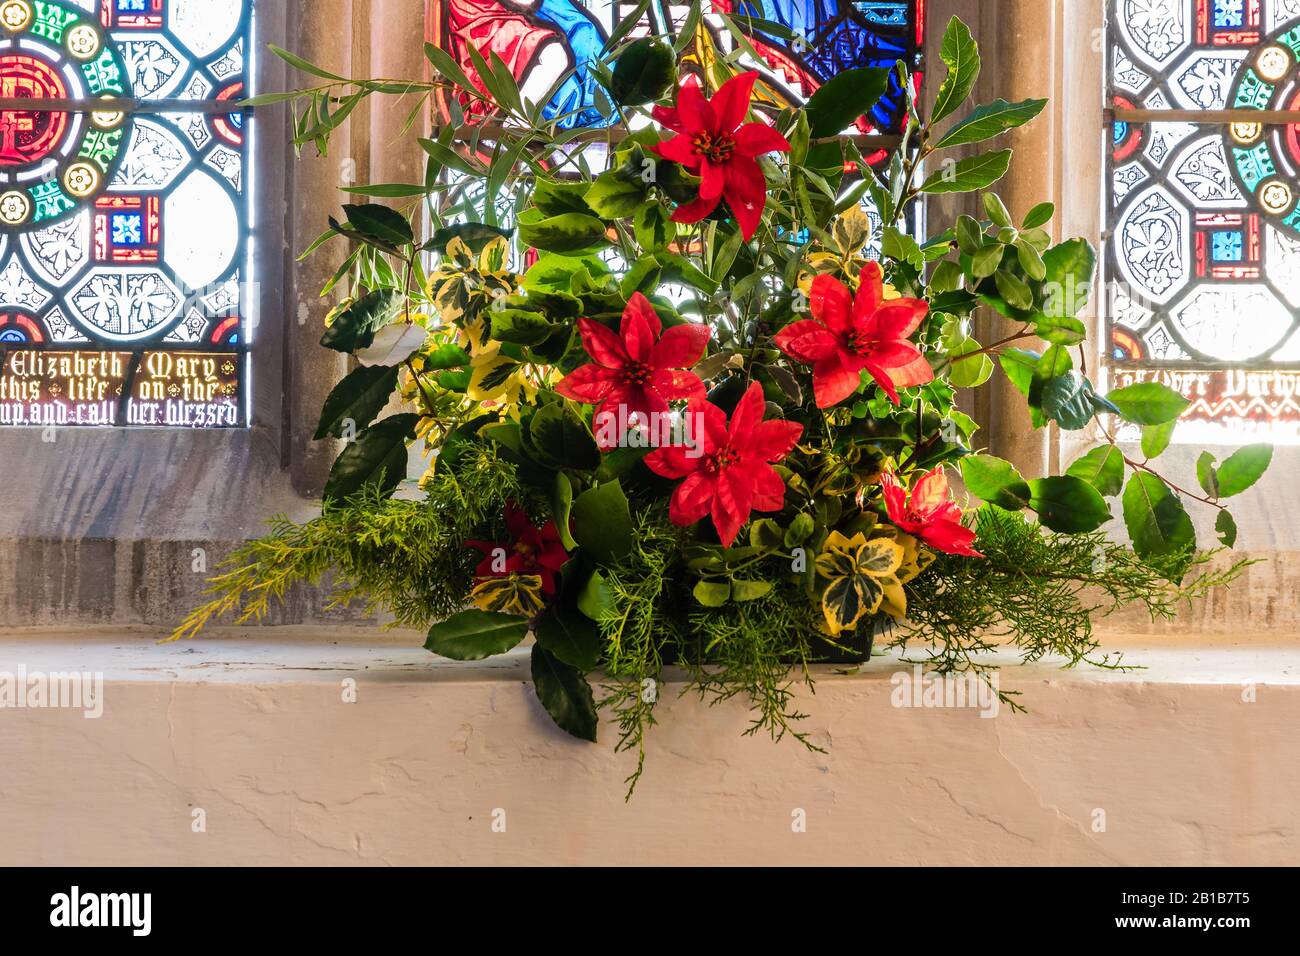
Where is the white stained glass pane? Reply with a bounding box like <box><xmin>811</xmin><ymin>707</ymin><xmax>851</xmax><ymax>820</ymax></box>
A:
<box><xmin>1106</xmin><ymin>0</ymin><xmax>1300</xmax><ymax>441</ymax></box>
<box><xmin>0</xmin><ymin>0</ymin><xmax>252</xmax><ymax>429</ymax></box>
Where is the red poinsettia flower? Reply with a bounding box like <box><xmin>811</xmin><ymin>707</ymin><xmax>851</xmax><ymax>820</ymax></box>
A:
<box><xmin>644</xmin><ymin>382</ymin><xmax>803</xmax><ymax>547</ymax></box>
<box><xmin>466</xmin><ymin>503</ymin><xmax>570</xmax><ymax>595</ymax></box>
<box><xmin>555</xmin><ymin>292</ymin><xmax>710</xmax><ymax>449</ymax></box>
<box><xmin>880</xmin><ymin>467</ymin><xmax>983</xmax><ymax>558</ymax></box>
<box><xmin>774</xmin><ymin>264</ymin><xmax>933</xmax><ymax>409</ymax></box>
<box><xmin>651</xmin><ymin>71</ymin><xmax>790</xmax><ymax>241</ymax></box>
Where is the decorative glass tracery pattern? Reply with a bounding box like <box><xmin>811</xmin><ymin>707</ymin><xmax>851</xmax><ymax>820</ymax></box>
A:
<box><xmin>1106</xmin><ymin>0</ymin><xmax>1300</xmax><ymax>440</ymax></box>
<box><xmin>0</xmin><ymin>0</ymin><xmax>252</xmax><ymax>428</ymax></box>
<box><xmin>429</xmin><ymin>1</ymin><xmax>925</xmax><ymax>165</ymax></box>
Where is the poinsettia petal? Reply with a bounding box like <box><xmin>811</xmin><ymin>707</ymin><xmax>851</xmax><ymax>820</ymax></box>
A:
<box><xmin>879</xmin><ymin>471</ymin><xmax>909</xmax><ymax>525</ymax></box>
<box><xmin>710</xmin><ymin>71</ymin><xmax>757</xmax><ymax>132</ymax></box>
<box><xmin>887</xmin><ymin>353</ymin><xmax>935</xmax><ymax>389</ymax></box>
<box><xmin>853</xmin><ymin>261</ymin><xmax>885</xmax><ymax>325</ymax></box>
<box><xmin>865</xmin><ymin>341</ymin><xmax>923</xmax><ymax>370</ymax></box>
<box><xmin>650</xmin><ymin>368</ymin><xmax>706</xmax><ymax>403</ymax></box>
<box><xmin>811</xmin><ymin>352</ymin><xmax>864</xmax><ymax>408</ymax></box>
<box><xmin>862</xmin><ymin>360</ymin><xmax>901</xmax><ymax>404</ymax></box>
<box><xmin>644</xmin><ymin>444</ymin><xmax>698</xmax><ymax>479</ymax></box>
<box><xmin>652</xmin><ymin>321</ymin><xmax>711</xmax><ymax>369</ymax></box>
<box><xmin>651</xmin><ymin>104</ymin><xmax>685</xmax><ymax>134</ymax></box>
<box><xmin>810</xmin><ymin>273</ymin><xmax>854</xmax><ymax>336</ymax></box>
<box><xmin>921</xmin><ymin>518</ymin><xmax>983</xmax><ymax>557</ymax></box>
<box><xmin>748</xmin><ymin>418</ymin><xmax>803</xmax><ymax>463</ymax></box>
<box><xmin>734</xmin><ymin>121</ymin><xmax>791</xmax><ymax>157</ymax></box>
<box><xmin>621</xmin><ymin>294</ymin><xmax>659</xmax><ymax>362</ymax></box>
<box><xmin>669</xmin><ymin>472</ymin><xmax>716</xmax><ymax>526</ymax></box>
<box><xmin>700</xmin><ymin>159</ymin><xmax>726</xmax><ymax>200</ymax></box>
<box><xmin>751</xmin><ymin>463</ymin><xmax>789</xmax><ymax>512</ymax></box>
<box><xmin>726</xmin><ymin>382</ymin><xmax>767</xmax><ymax>445</ymax></box>
<box><xmin>871</xmin><ymin>300</ymin><xmax>930</xmax><ymax>341</ymax></box>
<box><xmin>713</xmin><ymin>468</ymin><xmax>756</xmax><ymax>547</ymax></box>
<box><xmin>724</xmin><ymin>158</ymin><xmax>766</xmax><ymax>241</ymax></box>
<box><xmin>677</xmin><ymin>76</ymin><xmax>712</xmax><ymax>132</ymax></box>
<box><xmin>505</xmin><ymin>504</ymin><xmax>529</xmax><ymax>539</ymax></box>
<box><xmin>774</xmin><ymin>320</ymin><xmax>839</xmax><ymax>363</ymax></box>
<box><xmin>910</xmin><ymin>466</ymin><xmax>952</xmax><ymax>514</ymax></box>
<box><xmin>671</xmin><ymin>191</ymin><xmax>721</xmax><ymax>224</ymax></box>
<box><xmin>554</xmin><ymin>363</ymin><xmax>618</xmax><ymax>404</ymax></box>
<box><xmin>621</xmin><ymin>384</ymin><xmax>671</xmax><ymax>421</ymax></box>
<box><xmin>577</xmin><ymin>317</ymin><xmax>628</xmax><ymax>367</ymax></box>
<box><xmin>652</xmin><ymin>132</ymin><xmax>700</xmax><ymax>167</ymax></box>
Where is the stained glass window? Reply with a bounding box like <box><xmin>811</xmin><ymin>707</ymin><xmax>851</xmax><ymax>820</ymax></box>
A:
<box><xmin>0</xmin><ymin>0</ymin><xmax>252</xmax><ymax>428</ymax></box>
<box><xmin>429</xmin><ymin>1</ymin><xmax>924</xmax><ymax>164</ymax></box>
<box><xmin>1106</xmin><ymin>0</ymin><xmax>1300</xmax><ymax>441</ymax></box>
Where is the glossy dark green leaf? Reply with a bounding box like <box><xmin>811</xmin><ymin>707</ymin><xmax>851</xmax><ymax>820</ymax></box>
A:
<box><xmin>531</xmin><ymin>644</ymin><xmax>598</xmax><ymax>742</ymax></box>
<box><xmin>314</xmin><ymin>363</ymin><xmax>400</xmax><ymax>440</ymax></box>
<box><xmin>1216</xmin><ymin>509</ymin><xmax>1238</xmax><ymax>548</ymax></box>
<box><xmin>516</xmin><ymin>209</ymin><xmax>609</xmax><ymax>254</ymax></box>
<box><xmin>934</xmin><ymin>97</ymin><xmax>1047</xmax><ymax>149</ymax></box>
<box><xmin>1122</xmin><ymin>473</ymin><xmax>1195</xmax><ymax>561</ymax></box>
<box><xmin>1106</xmin><ymin>381</ymin><xmax>1190</xmax><ymax>425</ymax></box>
<box><xmin>323</xmin><ymin>413</ymin><xmax>418</xmax><ymax>502</ymax></box>
<box><xmin>343</xmin><ymin>203</ymin><xmax>413</xmax><ymax>246</ymax></box>
<box><xmin>571</xmin><ymin>479</ymin><xmax>634</xmax><ymax>563</ymax></box>
<box><xmin>610</xmin><ymin>37</ymin><xmax>675</xmax><ymax>106</ymax></box>
<box><xmin>1066</xmin><ymin>445</ymin><xmax>1125</xmax><ymax>497</ymax></box>
<box><xmin>320</xmin><ymin>289</ymin><xmax>403</xmax><ymax>353</ymax></box>
<box><xmin>1216</xmin><ymin>444</ymin><xmax>1272</xmax><ymax>498</ymax></box>
<box><xmin>920</xmin><ymin>149</ymin><xmax>1011</xmax><ymax>195</ymax></box>
<box><xmin>931</xmin><ymin>17</ymin><xmax>980</xmax><ymax>125</ymax></box>
<box><xmin>804</xmin><ymin>66</ymin><xmax>891</xmax><ymax>137</ymax></box>
<box><xmin>960</xmin><ymin>454</ymin><xmax>1031</xmax><ymax>510</ymax></box>
<box><xmin>425</xmin><ymin>609</ymin><xmax>529</xmax><ymax>661</ymax></box>
<box><xmin>1026</xmin><ymin>476</ymin><xmax>1112</xmax><ymax>533</ymax></box>
<box><xmin>527</xmin><ymin>401</ymin><xmax>601</xmax><ymax>471</ymax></box>
<box><xmin>535</xmin><ymin>610</ymin><xmax>603</xmax><ymax>672</ymax></box>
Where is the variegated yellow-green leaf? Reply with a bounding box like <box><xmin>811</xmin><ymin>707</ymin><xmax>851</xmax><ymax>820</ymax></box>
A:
<box><xmin>470</xmin><ymin>574</ymin><xmax>546</xmax><ymax>617</ymax></box>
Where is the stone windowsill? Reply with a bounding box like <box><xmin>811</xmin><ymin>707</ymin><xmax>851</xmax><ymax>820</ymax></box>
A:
<box><xmin>0</xmin><ymin>628</ymin><xmax>1296</xmax><ymax>866</ymax></box>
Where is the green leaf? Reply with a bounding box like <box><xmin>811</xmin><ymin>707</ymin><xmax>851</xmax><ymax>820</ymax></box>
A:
<box><xmin>1216</xmin><ymin>444</ymin><xmax>1273</xmax><ymax>498</ymax></box>
<box><xmin>1066</xmin><ymin>446</ymin><xmax>1125</xmax><ymax>497</ymax></box>
<box><xmin>634</xmin><ymin>203</ymin><xmax>674</xmax><ymax>251</ymax></box>
<box><xmin>693</xmin><ymin>580</ymin><xmax>732</xmax><ymax>607</ymax></box>
<box><xmin>1026</xmin><ymin>476</ymin><xmax>1112</xmax><ymax>533</ymax></box>
<box><xmin>1039</xmin><ymin>371</ymin><xmax>1095</xmax><ymax>430</ymax></box>
<box><xmin>610</xmin><ymin>37</ymin><xmax>675</xmax><ymax>106</ymax></box>
<box><xmin>1000</xmin><ymin>348</ymin><xmax>1039</xmax><ymax>397</ymax></box>
<box><xmin>343</xmin><ymin>203</ymin><xmax>413</xmax><ymax>246</ymax></box>
<box><xmin>1216</xmin><ymin>509</ymin><xmax>1238</xmax><ymax>548</ymax></box>
<box><xmin>490</xmin><ymin>308</ymin><xmax>558</xmax><ymax>346</ymax></box>
<box><xmin>882</xmin><ymin>226</ymin><xmax>924</xmax><ymax>270</ymax></box>
<box><xmin>971</xmin><ymin>243</ymin><xmax>1004</xmax><ymax>279</ymax></box>
<box><xmin>528</xmin><ymin>402</ymin><xmax>601</xmax><ymax>471</ymax></box>
<box><xmin>553</xmin><ymin>472</ymin><xmax>578</xmax><ymax>551</ymax></box>
<box><xmin>1196</xmin><ymin>451</ymin><xmax>1220</xmax><ymax>498</ymax></box>
<box><xmin>271</xmin><ymin>44</ymin><xmax>347</xmax><ymax>81</ymax></box>
<box><xmin>1141</xmin><ymin>421</ymin><xmax>1176</xmax><ymax>459</ymax></box>
<box><xmin>571</xmin><ymin>480</ymin><xmax>634</xmax><ymax>563</ymax></box>
<box><xmin>320</xmin><ymin>290</ymin><xmax>403</xmax><ymax>353</ymax></box>
<box><xmin>535</xmin><ymin>610</ymin><xmax>602</xmax><ymax>672</ymax></box>
<box><xmin>1106</xmin><ymin>381</ymin><xmax>1190</xmax><ymax>425</ymax></box>
<box><xmin>323</xmin><ymin>413</ymin><xmax>418</xmax><ymax>502</ymax></box>
<box><xmin>955</xmin><ymin>215</ymin><xmax>985</xmax><ymax>254</ymax></box>
<box><xmin>1023</xmin><ymin>202</ymin><xmax>1055</xmax><ymax>229</ymax></box>
<box><xmin>424</xmin><ymin>342</ymin><xmax>471</xmax><ymax>370</ymax></box>
<box><xmin>804</xmin><ymin>66</ymin><xmax>891</xmax><ymax>137</ymax></box>
<box><xmin>531</xmin><ymin>644</ymin><xmax>598</xmax><ymax>742</ymax></box>
<box><xmin>586</xmin><ymin>167</ymin><xmax>649</xmax><ymax>219</ymax></box>
<box><xmin>576</xmin><ymin>570</ymin><xmax>614</xmax><ymax>621</ymax></box>
<box><xmin>982</xmin><ymin>193</ymin><xmax>1012</xmax><ymax>227</ymax></box>
<box><xmin>516</xmin><ymin>209</ymin><xmax>609</xmax><ymax>254</ymax></box>
<box><xmin>425</xmin><ymin>609</ymin><xmax>529</xmax><ymax>661</ymax></box>
<box><xmin>1042</xmin><ymin>238</ymin><xmax>1097</xmax><ymax>317</ymax></box>
<box><xmin>960</xmin><ymin>454</ymin><xmax>1031</xmax><ymax>510</ymax></box>
<box><xmin>931</xmin><ymin>17</ymin><xmax>980</xmax><ymax>125</ymax></box>
<box><xmin>994</xmin><ymin>269</ymin><xmax>1033</xmax><ymax>311</ymax></box>
<box><xmin>1016</xmin><ymin>240</ymin><xmax>1047</xmax><ymax>280</ymax></box>
<box><xmin>948</xmin><ymin>337</ymin><xmax>993</xmax><ymax>388</ymax></box>
<box><xmin>314</xmin><ymin>363</ymin><xmax>400</xmax><ymax>440</ymax></box>
<box><xmin>934</xmin><ymin>98</ymin><xmax>1048</xmax><ymax>150</ymax></box>
<box><xmin>1122</xmin><ymin>473</ymin><xmax>1195</xmax><ymax>562</ymax></box>
<box><xmin>920</xmin><ymin>149</ymin><xmax>1012</xmax><ymax>195</ymax></box>
<box><xmin>531</xmin><ymin>179</ymin><xmax>596</xmax><ymax>217</ymax></box>
<box><xmin>1034</xmin><ymin>314</ymin><xmax>1087</xmax><ymax>345</ymax></box>
<box><xmin>731</xmin><ymin>580</ymin><xmax>774</xmax><ymax>602</ymax></box>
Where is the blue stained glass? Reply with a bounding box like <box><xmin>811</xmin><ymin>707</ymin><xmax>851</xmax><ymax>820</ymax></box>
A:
<box><xmin>1113</xmin><ymin>120</ymin><xmax>1129</xmax><ymax>144</ymax></box>
<box><xmin>855</xmin><ymin>2</ymin><xmax>910</xmax><ymax>26</ymax></box>
<box><xmin>1213</xmin><ymin>0</ymin><xmax>1246</xmax><ymax>28</ymax></box>
<box><xmin>111</xmin><ymin>213</ymin><xmax>144</xmax><ymax>247</ymax></box>
<box><xmin>1212</xmin><ymin>231</ymin><xmax>1244</xmax><ymax>261</ymax></box>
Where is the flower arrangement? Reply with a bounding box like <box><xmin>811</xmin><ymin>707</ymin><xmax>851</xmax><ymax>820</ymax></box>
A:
<box><xmin>176</xmin><ymin>13</ymin><xmax>1269</xmax><ymax>792</ymax></box>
